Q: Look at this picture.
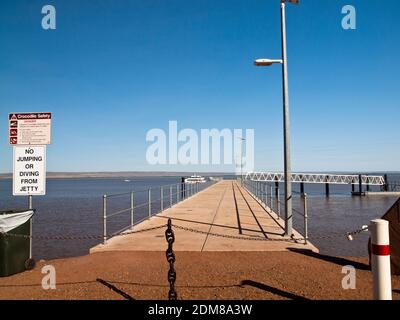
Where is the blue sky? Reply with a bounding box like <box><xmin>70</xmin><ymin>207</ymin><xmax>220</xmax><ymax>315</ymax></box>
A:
<box><xmin>0</xmin><ymin>0</ymin><xmax>399</xmax><ymax>173</ymax></box>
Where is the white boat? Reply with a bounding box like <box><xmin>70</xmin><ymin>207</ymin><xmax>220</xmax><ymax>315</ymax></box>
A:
<box><xmin>184</xmin><ymin>175</ymin><xmax>207</xmax><ymax>184</ymax></box>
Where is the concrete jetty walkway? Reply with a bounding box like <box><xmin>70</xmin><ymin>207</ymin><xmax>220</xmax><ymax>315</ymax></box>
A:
<box><xmin>90</xmin><ymin>180</ymin><xmax>318</xmax><ymax>253</ymax></box>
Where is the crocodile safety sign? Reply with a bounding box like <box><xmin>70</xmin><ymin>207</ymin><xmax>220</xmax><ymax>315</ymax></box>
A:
<box><xmin>13</xmin><ymin>145</ymin><xmax>46</xmax><ymax>196</ymax></box>
<box><xmin>9</xmin><ymin>112</ymin><xmax>52</xmax><ymax>145</ymax></box>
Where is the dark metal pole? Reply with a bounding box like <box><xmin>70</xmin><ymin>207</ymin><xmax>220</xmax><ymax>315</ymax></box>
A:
<box><xmin>300</xmin><ymin>182</ymin><xmax>304</xmax><ymax>195</ymax></box>
<box><xmin>384</xmin><ymin>174</ymin><xmax>388</xmax><ymax>192</ymax></box>
<box><xmin>325</xmin><ymin>176</ymin><xmax>330</xmax><ymax>197</ymax></box>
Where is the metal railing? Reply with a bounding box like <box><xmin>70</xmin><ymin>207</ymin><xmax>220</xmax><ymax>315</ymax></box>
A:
<box><xmin>243</xmin><ymin>180</ymin><xmax>309</xmax><ymax>244</ymax></box>
<box><xmin>102</xmin><ymin>181</ymin><xmax>216</xmax><ymax>244</ymax></box>
<box><xmin>384</xmin><ymin>182</ymin><xmax>400</xmax><ymax>192</ymax></box>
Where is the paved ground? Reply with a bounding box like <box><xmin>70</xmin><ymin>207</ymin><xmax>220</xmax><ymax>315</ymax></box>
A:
<box><xmin>0</xmin><ymin>251</ymin><xmax>399</xmax><ymax>300</ymax></box>
<box><xmin>91</xmin><ymin>180</ymin><xmax>318</xmax><ymax>253</ymax></box>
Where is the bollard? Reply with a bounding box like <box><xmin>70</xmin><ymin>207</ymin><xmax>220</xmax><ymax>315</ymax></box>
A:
<box><xmin>370</xmin><ymin>219</ymin><xmax>392</xmax><ymax>300</ymax></box>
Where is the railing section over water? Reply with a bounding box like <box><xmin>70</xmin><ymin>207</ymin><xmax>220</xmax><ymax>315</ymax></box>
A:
<box><xmin>243</xmin><ymin>179</ymin><xmax>309</xmax><ymax>244</ymax></box>
<box><xmin>102</xmin><ymin>180</ymin><xmax>216</xmax><ymax>244</ymax></box>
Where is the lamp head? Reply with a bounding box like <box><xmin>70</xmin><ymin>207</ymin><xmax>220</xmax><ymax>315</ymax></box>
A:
<box><xmin>254</xmin><ymin>59</ymin><xmax>283</xmax><ymax>66</ymax></box>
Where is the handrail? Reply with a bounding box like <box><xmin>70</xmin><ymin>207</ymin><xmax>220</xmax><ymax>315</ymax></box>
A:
<box><xmin>105</xmin><ymin>183</ymin><xmax>183</xmax><ymax>198</ymax></box>
<box><xmin>243</xmin><ymin>180</ymin><xmax>308</xmax><ymax>244</ymax></box>
<box><xmin>101</xmin><ymin>180</ymin><xmax>216</xmax><ymax>244</ymax></box>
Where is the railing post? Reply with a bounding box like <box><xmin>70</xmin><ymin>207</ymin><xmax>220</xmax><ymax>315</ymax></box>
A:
<box><xmin>28</xmin><ymin>195</ymin><xmax>33</xmax><ymax>259</ymax></box>
<box><xmin>130</xmin><ymin>192</ymin><xmax>134</xmax><ymax>227</ymax></box>
<box><xmin>103</xmin><ymin>195</ymin><xmax>107</xmax><ymax>244</ymax></box>
<box><xmin>170</xmin><ymin>185</ymin><xmax>172</xmax><ymax>207</ymax></box>
<box><xmin>277</xmin><ymin>187</ymin><xmax>281</xmax><ymax>219</ymax></box>
<box><xmin>263</xmin><ymin>183</ymin><xmax>266</xmax><ymax>207</ymax></box>
<box><xmin>177</xmin><ymin>184</ymin><xmax>180</xmax><ymax>202</ymax></box>
<box><xmin>303</xmin><ymin>193</ymin><xmax>308</xmax><ymax>244</ymax></box>
<box><xmin>148</xmin><ymin>188</ymin><xmax>152</xmax><ymax>218</ymax></box>
<box><xmin>270</xmin><ymin>185</ymin><xmax>273</xmax><ymax>210</ymax></box>
<box><xmin>161</xmin><ymin>186</ymin><xmax>164</xmax><ymax>212</ymax></box>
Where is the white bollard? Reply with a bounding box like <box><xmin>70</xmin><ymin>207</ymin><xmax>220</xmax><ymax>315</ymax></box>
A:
<box><xmin>370</xmin><ymin>219</ymin><xmax>392</xmax><ymax>300</ymax></box>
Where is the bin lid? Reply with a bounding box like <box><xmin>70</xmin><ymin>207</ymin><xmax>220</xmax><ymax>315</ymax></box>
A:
<box><xmin>0</xmin><ymin>210</ymin><xmax>35</xmax><ymax>233</ymax></box>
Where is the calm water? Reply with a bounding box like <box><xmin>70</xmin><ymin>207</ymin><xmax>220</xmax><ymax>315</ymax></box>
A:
<box><xmin>0</xmin><ymin>175</ymin><xmax>398</xmax><ymax>259</ymax></box>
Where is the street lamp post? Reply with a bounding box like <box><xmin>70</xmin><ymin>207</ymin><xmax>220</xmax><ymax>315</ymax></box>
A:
<box><xmin>254</xmin><ymin>0</ymin><xmax>298</xmax><ymax>236</ymax></box>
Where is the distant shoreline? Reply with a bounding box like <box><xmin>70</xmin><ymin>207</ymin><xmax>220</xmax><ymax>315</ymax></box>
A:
<box><xmin>0</xmin><ymin>171</ymin><xmax>397</xmax><ymax>180</ymax></box>
<box><xmin>0</xmin><ymin>171</ymin><xmax>236</xmax><ymax>180</ymax></box>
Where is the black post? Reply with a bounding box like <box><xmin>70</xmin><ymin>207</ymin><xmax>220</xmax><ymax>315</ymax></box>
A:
<box><xmin>325</xmin><ymin>176</ymin><xmax>330</xmax><ymax>197</ymax></box>
<box><xmin>275</xmin><ymin>180</ymin><xmax>279</xmax><ymax>198</ymax></box>
<box><xmin>300</xmin><ymin>175</ymin><xmax>304</xmax><ymax>195</ymax></box>
<box><xmin>359</xmin><ymin>174</ymin><xmax>362</xmax><ymax>194</ymax></box>
<box><xmin>384</xmin><ymin>174</ymin><xmax>389</xmax><ymax>192</ymax></box>
<box><xmin>366</xmin><ymin>175</ymin><xmax>370</xmax><ymax>192</ymax></box>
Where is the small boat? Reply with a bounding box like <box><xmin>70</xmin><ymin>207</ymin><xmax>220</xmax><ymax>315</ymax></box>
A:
<box><xmin>124</xmin><ymin>179</ymin><xmax>131</xmax><ymax>182</ymax></box>
<box><xmin>184</xmin><ymin>175</ymin><xmax>207</xmax><ymax>184</ymax></box>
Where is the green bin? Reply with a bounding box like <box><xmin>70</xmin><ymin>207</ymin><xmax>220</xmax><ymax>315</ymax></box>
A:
<box><xmin>0</xmin><ymin>209</ymin><xmax>35</xmax><ymax>277</ymax></box>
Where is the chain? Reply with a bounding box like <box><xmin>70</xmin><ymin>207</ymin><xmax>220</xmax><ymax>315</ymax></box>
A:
<box><xmin>172</xmin><ymin>224</ymin><xmax>301</xmax><ymax>242</ymax></box>
<box><xmin>165</xmin><ymin>218</ymin><xmax>177</xmax><ymax>300</ymax></box>
<box><xmin>0</xmin><ymin>224</ymin><xmax>167</xmax><ymax>241</ymax></box>
<box><xmin>306</xmin><ymin>225</ymin><xmax>369</xmax><ymax>241</ymax></box>
<box><xmin>172</xmin><ymin>224</ymin><xmax>369</xmax><ymax>242</ymax></box>
<box><xmin>0</xmin><ymin>222</ymin><xmax>369</xmax><ymax>243</ymax></box>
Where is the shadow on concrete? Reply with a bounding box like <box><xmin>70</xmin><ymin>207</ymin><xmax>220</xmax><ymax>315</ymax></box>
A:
<box><xmin>287</xmin><ymin>248</ymin><xmax>370</xmax><ymax>271</ymax></box>
<box><xmin>96</xmin><ymin>278</ymin><xmax>135</xmax><ymax>300</ymax></box>
<box><xmin>110</xmin><ymin>280</ymin><xmax>241</xmax><ymax>289</ymax></box>
<box><xmin>240</xmin><ymin>279</ymin><xmax>309</xmax><ymax>300</ymax></box>
<box><xmin>0</xmin><ymin>280</ymin><xmax>97</xmax><ymax>287</ymax></box>
<box><xmin>156</xmin><ymin>215</ymin><xmax>282</xmax><ymax>236</ymax></box>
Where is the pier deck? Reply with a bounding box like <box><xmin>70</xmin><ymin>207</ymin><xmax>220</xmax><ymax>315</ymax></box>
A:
<box><xmin>90</xmin><ymin>180</ymin><xmax>318</xmax><ymax>253</ymax></box>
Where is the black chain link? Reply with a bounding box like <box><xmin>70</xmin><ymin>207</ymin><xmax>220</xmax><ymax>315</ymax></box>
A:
<box><xmin>165</xmin><ymin>218</ymin><xmax>177</xmax><ymax>300</ymax></box>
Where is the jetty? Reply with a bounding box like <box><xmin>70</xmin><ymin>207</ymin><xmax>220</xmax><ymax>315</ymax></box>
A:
<box><xmin>90</xmin><ymin>180</ymin><xmax>318</xmax><ymax>253</ymax></box>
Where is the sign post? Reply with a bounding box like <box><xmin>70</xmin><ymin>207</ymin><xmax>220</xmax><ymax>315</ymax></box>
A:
<box><xmin>9</xmin><ymin>112</ymin><xmax>51</xmax><ymax>261</ymax></box>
